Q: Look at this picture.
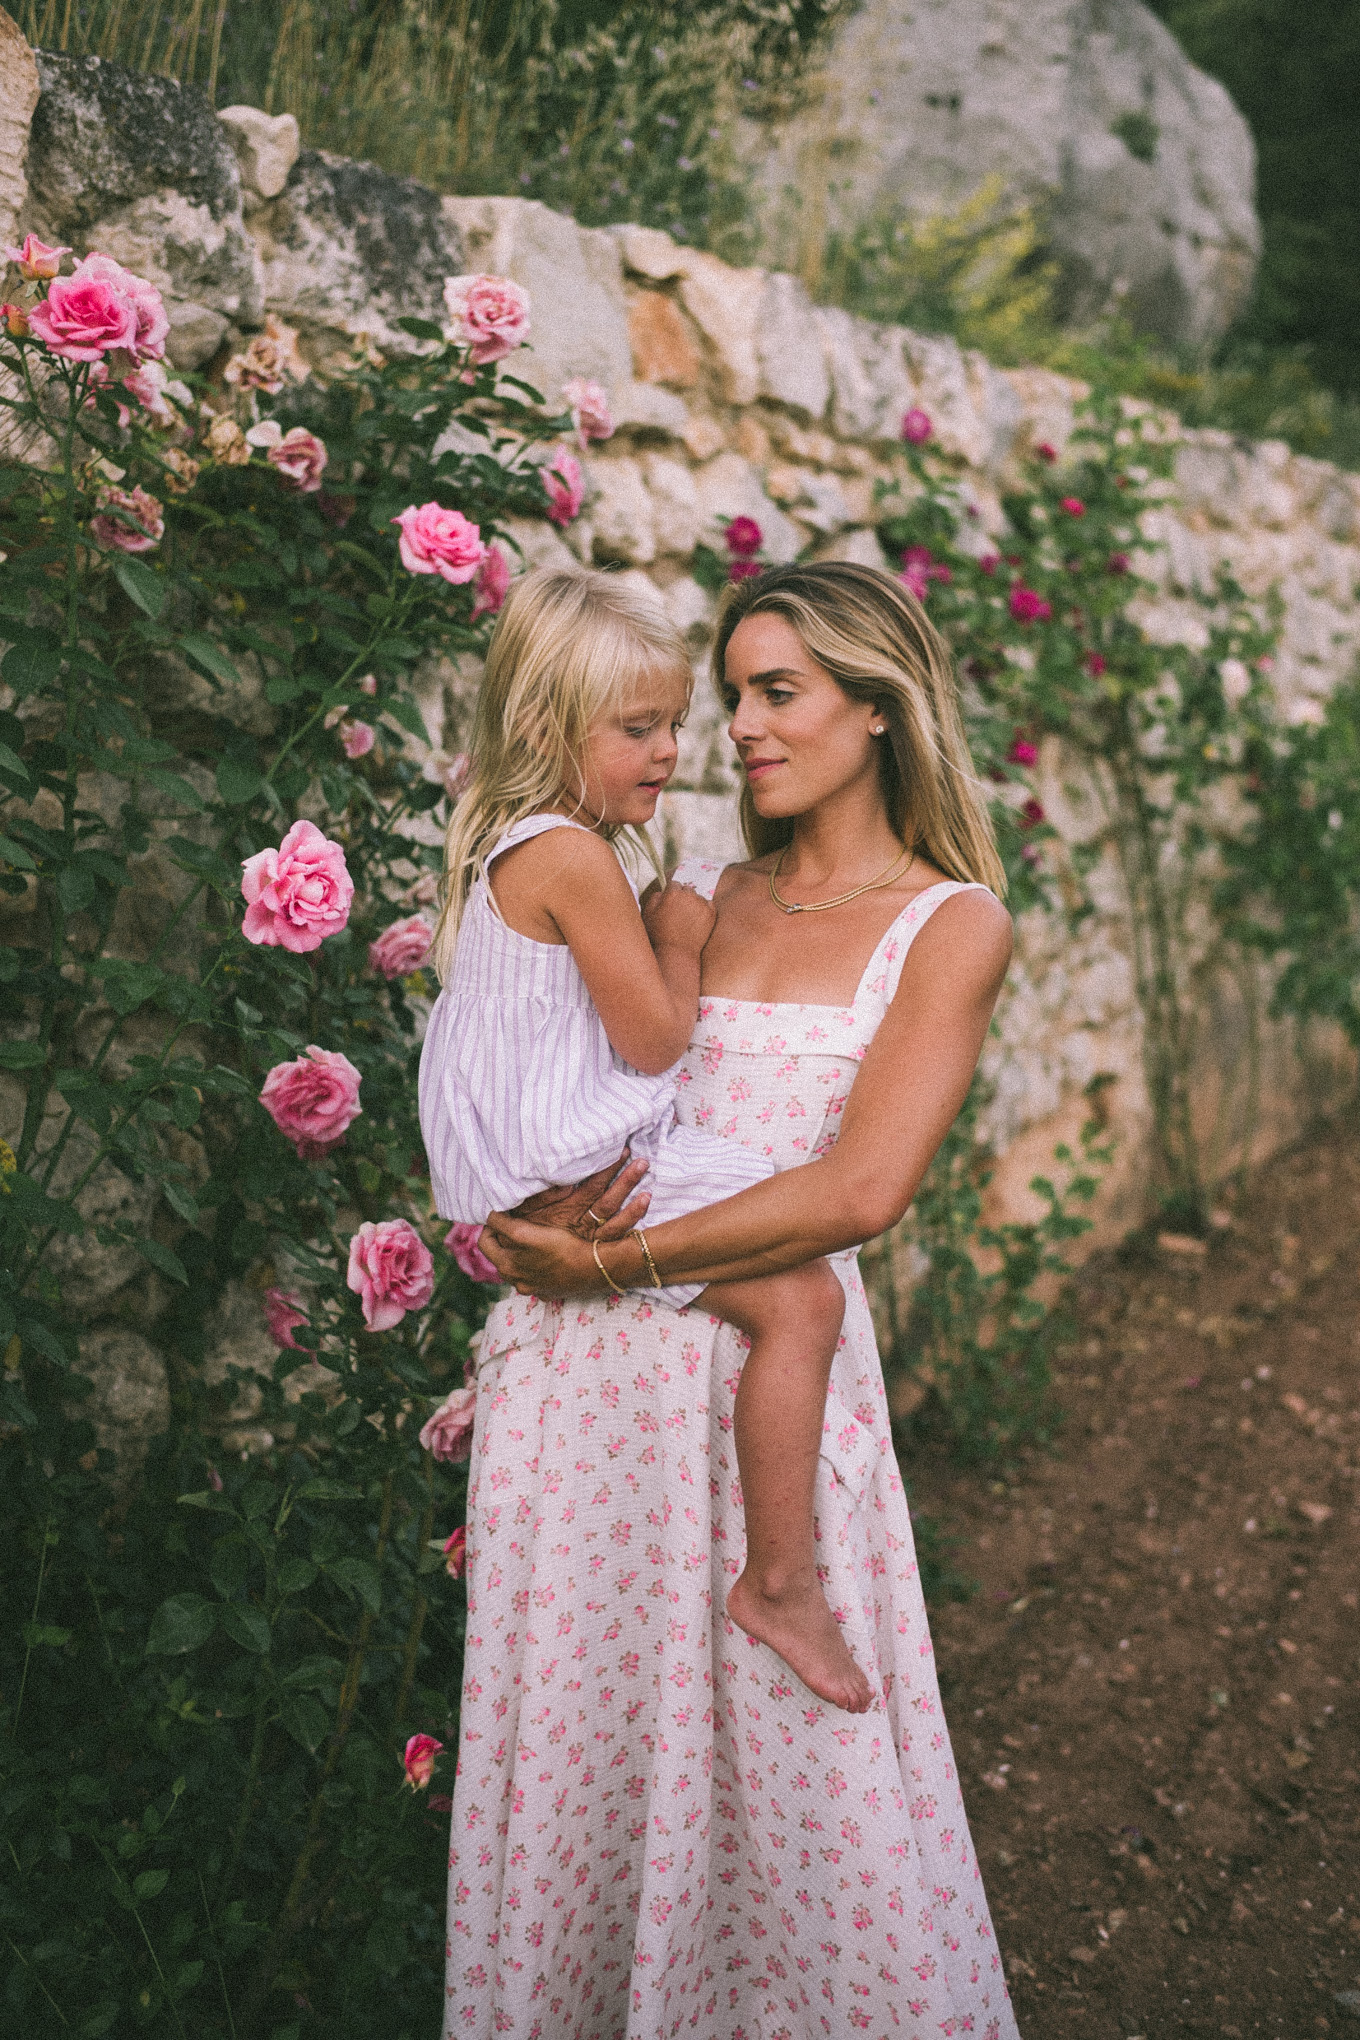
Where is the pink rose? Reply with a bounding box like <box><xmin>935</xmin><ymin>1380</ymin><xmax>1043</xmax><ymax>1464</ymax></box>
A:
<box><xmin>264</xmin><ymin>1287</ymin><xmax>313</xmax><ymax>1350</ymax></box>
<box><xmin>541</xmin><ymin>447</ymin><xmax>584</xmax><ymax>528</ymax></box>
<box><xmin>443</xmin><ymin>1527</ymin><xmax>468</xmax><ymax>1577</ymax></box>
<box><xmin>29</xmin><ymin>270</ymin><xmax>138</xmax><ymax>361</ymax></box>
<box><xmin>1060</xmin><ymin>496</ymin><xmax>1086</xmax><ymax>517</ymax></box>
<box><xmin>445</xmin><ymin>1220</ymin><xmax>499</xmax><ymax>1284</ymax></box>
<box><xmin>90</xmin><ymin>483</ymin><xmax>164</xmax><ymax>553</ymax></box>
<box><xmin>369</xmin><ymin>915</ymin><xmax>433</xmax><ymax>980</ymax></box>
<box><xmin>471</xmin><ymin>543</ymin><xmax>510</xmax><ymax>621</ymax></box>
<box><xmin>442</xmin><ymin>273</ymin><xmax>531</xmax><ymax>364</ymax></box>
<box><xmin>122</xmin><ymin>359</ymin><xmax>177</xmax><ymax>427</ymax></box>
<box><xmin>561</xmin><ymin>375</ymin><xmax>614</xmax><ymax>446</ymax></box>
<box><xmin>347</xmin><ymin>1219</ymin><xmax>435</xmax><ymax>1332</ymax></box>
<box><xmin>72</xmin><ymin>254</ymin><xmax>168</xmax><ymax>361</ymax></box>
<box><xmin>240</xmin><ymin>818</ymin><xmax>354</xmax><ymax>953</ymax></box>
<box><xmin>393</xmin><ymin>502</ymin><xmax>486</xmax><ymax>584</ymax></box>
<box><xmin>340</xmin><ymin>718</ymin><xmax>375</xmax><ymax>759</ymax></box>
<box><xmin>901</xmin><ymin>408</ymin><xmax>932</xmax><ymax>446</ymax></box>
<box><xmin>5</xmin><ymin>234</ymin><xmax>70</xmax><ymax>280</ymax></box>
<box><xmin>1006</xmin><ymin>736</ymin><xmax>1039</xmax><ymax>767</ymax></box>
<box><xmin>420</xmin><ymin>1387</ymin><xmax>478</xmax><ymax>1463</ymax></box>
<box><xmin>724</xmin><ymin>515</ymin><xmax>762</xmax><ymax>558</ymax></box>
<box><xmin>267</xmin><ymin>426</ymin><xmax>327</xmax><ymax>493</ymax></box>
<box><xmin>259</xmin><ymin>1045</ymin><xmax>362</xmax><ymax>1158</ymax></box>
<box><xmin>403</xmin><ymin>1732</ymin><xmax>444</xmax><ymax>1789</ymax></box>
<box><xmin>1008</xmin><ymin>585</ymin><xmax>1051</xmax><ymax>624</ymax></box>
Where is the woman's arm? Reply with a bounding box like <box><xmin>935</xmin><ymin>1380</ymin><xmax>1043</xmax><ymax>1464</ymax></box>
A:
<box><xmin>482</xmin><ymin>890</ymin><xmax>1013</xmax><ymax>1294</ymax></box>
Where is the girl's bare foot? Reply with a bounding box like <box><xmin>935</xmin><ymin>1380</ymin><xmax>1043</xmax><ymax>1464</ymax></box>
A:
<box><xmin>727</xmin><ymin>1569</ymin><xmax>874</xmax><ymax>1713</ymax></box>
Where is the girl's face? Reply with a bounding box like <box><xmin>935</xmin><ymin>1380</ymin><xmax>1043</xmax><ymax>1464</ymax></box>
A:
<box><xmin>720</xmin><ymin>613</ymin><xmax>883</xmax><ymax>822</ymax></box>
<box><xmin>574</xmin><ymin>670</ymin><xmax>689</xmax><ymax>828</ymax></box>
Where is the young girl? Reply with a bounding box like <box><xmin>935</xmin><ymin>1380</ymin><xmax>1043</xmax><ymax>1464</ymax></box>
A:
<box><xmin>419</xmin><ymin>565</ymin><xmax>873</xmax><ymax>1714</ymax></box>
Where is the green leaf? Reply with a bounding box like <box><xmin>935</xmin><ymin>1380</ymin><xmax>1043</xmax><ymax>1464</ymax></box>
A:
<box><xmin>215</xmin><ymin>754</ymin><xmax>265</xmax><ymax>806</ymax></box>
<box><xmin>179</xmin><ymin>631</ymin><xmax>241</xmax><ymax>688</ymax></box>
<box><xmin>176</xmin><ymin>1490</ymin><xmax>236</xmax><ymax>1514</ymax></box>
<box><xmin>96</xmin><ymin>960</ymin><xmax>164</xmax><ymax>1016</ymax></box>
<box><xmin>297</xmin><ymin>1478</ymin><xmax>363</xmax><ymax>1501</ymax></box>
<box><xmin>380</xmin><ymin>694</ymin><xmax>429</xmax><ymax>741</ymax></box>
<box><xmin>218</xmin><ymin>1601</ymin><xmax>271</xmax><ymax>1654</ymax></box>
<box><xmin>147</xmin><ymin>1592</ymin><xmax>217</xmax><ymax>1655</ymax></box>
<box><xmin>395</xmin><ymin>315</ymin><xmax>445</xmax><ymax>341</ymax></box>
<box><xmin>56</xmin><ymin>864</ymin><xmax>96</xmax><ymax>913</ymax></box>
<box><xmin>162</xmin><ymin>1180</ymin><xmax>200</xmax><ymax>1225</ymax></box>
<box><xmin>276</xmin><ymin>1557</ymin><xmax>318</xmax><ymax>1595</ymax></box>
<box><xmin>136</xmin><ymin>1237</ymin><xmax>188</xmax><ymax>1285</ymax></box>
<box><xmin>281</xmin><ymin>1654</ymin><xmax>344</xmax><ymax>1690</ymax></box>
<box><xmin>21</xmin><ymin>1622</ymin><xmax>72</xmax><ymax>1647</ymax></box>
<box><xmin>0</xmin><ymin>1038</ymin><xmax>44</xmax><ymax>1067</ymax></box>
<box><xmin>280</xmin><ymin>1692</ymin><xmax>329</xmax><ymax>1753</ymax></box>
<box><xmin>0</xmin><ymin>835</ymin><xmax>37</xmax><ymax>872</ymax></box>
<box><xmin>326</xmin><ymin>1557</ymin><xmax>382</xmax><ymax>1612</ymax></box>
<box><xmin>113</xmin><ymin>556</ymin><xmax>167</xmax><ymax>620</ymax></box>
<box><xmin>133</xmin><ymin>1868</ymin><xmax>169</xmax><ymax>1900</ymax></box>
<box><xmin>0</xmin><ymin>740</ymin><xmax>31</xmax><ymax>784</ymax></box>
<box><xmin>143</xmin><ymin>768</ymin><xmax>208</xmax><ymax>811</ymax></box>
<box><xmin>1</xmin><ymin>630</ymin><xmax>62</xmax><ymax>695</ymax></box>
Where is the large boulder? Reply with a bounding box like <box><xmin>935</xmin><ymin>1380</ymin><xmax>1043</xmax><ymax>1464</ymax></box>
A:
<box><xmin>740</xmin><ymin>0</ymin><xmax>1260</xmax><ymax>350</ymax></box>
<box><xmin>22</xmin><ymin>50</ymin><xmax>263</xmax><ymax>366</ymax></box>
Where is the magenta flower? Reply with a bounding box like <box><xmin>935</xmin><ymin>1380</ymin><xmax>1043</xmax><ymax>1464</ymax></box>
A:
<box><xmin>393</xmin><ymin>502</ymin><xmax>486</xmax><ymax>583</ymax></box>
<box><xmin>339</xmin><ymin>718</ymin><xmax>375</xmax><ymax>759</ymax></box>
<box><xmin>471</xmin><ymin>542</ymin><xmax>511</xmax><ymax>621</ymax></box>
<box><xmin>443</xmin><ymin>1528</ymin><xmax>468</xmax><ymax>1578</ymax></box>
<box><xmin>90</xmin><ymin>483</ymin><xmax>164</xmax><ymax>554</ymax></box>
<box><xmin>1019</xmin><ymin>797</ymin><xmax>1046</xmax><ymax>828</ymax></box>
<box><xmin>561</xmin><ymin>375</ymin><xmax>614</xmax><ymax>447</ymax></box>
<box><xmin>263</xmin><ymin>1287</ymin><xmax>313</xmax><ymax>1351</ymax></box>
<box><xmin>1034</xmin><ymin>442</ymin><xmax>1057</xmax><ymax>463</ymax></box>
<box><xmin>1060</xmin><ymin>496</ymin><xmax>1086</xmax><ymax>517</ymax></box>
<box><xmin>728</xmin><ymin>559</ymin><xmax>762</xmax><ymax>583</ymax></box>
<box><xmin>442</xmin><ymin>273</ymin><xmax>531</xmax><ymax>364</ymax></box>
<box><xmin>1107</xmin><ymin>552</ymin><xmax>1130</xmax><ymax>575</ymax></box>
<box><xmin>240</xmin><ymin>818</ymin><xmax>354</xmax><ymax>953</ymax></box>
<box><xmin>978</xmin><ymin>553</ymin><xmax>999</xmax><ymax>576</ymax></box>
<box><xmin>420</xmin><ymin>1387</ymin><xmax>478</xmax><ymax>1463</ymax></box>
<box><xmin>403</xmin><ymin>1732</ymin><xmax>444</xmax><ymax>1789</ymax></box>
<box><xmin>369</xmin><ymin>915</ymin><xmax>433</xmax><ymax>980</ymax></box>
<box><xmin>28</xmin><ymin>267</ymin><xmax>138</xmax><ymax>361</ymax></box>
<box><xmin>5</xmin><ymin>233</ymin><xmax>70</xmax><ymax>280</ymax></box>
<box><xmin>901</xmin><ymin>408</ymin><xmax>932</xmax><ymax>446</ymax></box>
<box><xmin>542</xmin><ymin>447</ymin><xmax>584</xmax><ymax>528</ymax></box>
<box><xmin>1008</xmin><ymin>585</ymin><xmax>1052</xmax><ymax>624</ymax></box>
<box><xmin>1084</xmin><ymin>651</ymin><xmax>1107</xmax><ymax>677</ymax></box>
<box><xmin>266</xmin><ymin>426</ymin><xmax>328</xmax><ymax>493</ymax></box>
<box><xmin>724</xmin><ymin>515</ymin><xmax>763</xmax><ymax>558</ymax></box>
<box><xmin>445</xmin><ymin>1220</ymin><xmax>499</xmax><ymax>1283</ymax></box>
<box><xmin>259</xmin><ymin>1046</ymin><xmax>362</xmax><ymax>1158</ymax></box>
<box><xmin>1006</xmin><ymin>736</ymin><xmax>1039</xmax><ymax>767</ymax></box>
<box><xmin>347</xmin><ymin>1219</ymin><xmax>434</xmax><ymax>1332</ymax></box>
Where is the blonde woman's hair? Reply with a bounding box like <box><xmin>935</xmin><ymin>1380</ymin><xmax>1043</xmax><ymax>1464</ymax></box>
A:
<box><xmin>712</xmin><ymin>561</ymin><xmax>1006</xmax><ymax>896</ymax></box>
<box><xmin>431</xmin><ymin>565</ymin><xmax>694</xmax><ymax>979</ymax></box>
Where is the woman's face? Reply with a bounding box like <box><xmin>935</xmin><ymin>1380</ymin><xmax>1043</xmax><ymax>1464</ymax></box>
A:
<box><xmin>720</xmin><ymin>612</ymin><xmax>883</xmax><ymax>823</ymax></box>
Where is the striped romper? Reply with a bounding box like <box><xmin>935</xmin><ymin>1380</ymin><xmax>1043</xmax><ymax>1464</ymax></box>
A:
<box><xmin>417</xmin><ymin>812</ymin><xmax>773</xmax><ymax>1307</ymax></box>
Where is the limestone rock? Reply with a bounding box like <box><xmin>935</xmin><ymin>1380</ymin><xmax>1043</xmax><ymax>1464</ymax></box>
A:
<box><xmin>0</xmin><ymin>14</ymin><xmax>39</xmax><ymax>253</ymax></box>
<box><xmin>691</xmin><ymin>452</ymin><xmax>800</xmax><ymax>562</ymax></box>
<box><xmin>252</xmin><ymin>150</ymin><xmax>466</xmax><ymax>356</ymax></box>
<box><xmin>740</xmin><ymin>0</ymin><xmax>1259</xmax><ymax>349</ymax></box>
<box><xmin>628</xmin><ymin>290</ymin><xmax>702</xmax><ymax>389</ymax></box>
<box><xmin>76</xmin><ymin>1328</ymin><xmax>169</xmax><ymax>1483</ymax></box>
<box><xmin>677</xmin><ymin>254</ymin><xmax>766</xmax><ymax>407</ymax></box>
<box><xmin>757</xmin><ymin>271</ymin><xmax>829</xmax><ymax>420</ymax></box>
<box><xmin>588</xmin><ymin>456</ymin><xmax>657</xmax><ymax>566</ymax></box>
<box><xmin>642</xmin><ymin>453</ymin><xmax>701</xmax><ymax>557</ymax></box>
<box><xmin>442</xmin><ymin>196</ymin><xmax>632</xmax><ymax>402</ymax></box>
<box><xmin>24</xmin><ymin>52</ymin><xmax>263</xmax><ymax>365</ymax></box>
<box><xmin>814</xmin><ymin>308</ymin><xmax>918</xmax><ymax>444</ymax></box>
<box><xmin>610</xmin><ymin>379</ymin><xmax>690</xmax><ymax>437</ymax></box>
<box><xmin>613</xmin><ymin>223</ymin><xmax>689</xmax><ymax>282</ymax></box>
<box><xmin>218</xmin><ymin>105</ymin><xmax>300</xmax><ymax>202</ymax></box>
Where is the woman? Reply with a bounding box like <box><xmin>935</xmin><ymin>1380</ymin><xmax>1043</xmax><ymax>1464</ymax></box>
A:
<box><xmin>447</xmin><ymin>562</ymin><xmax>1019</xmax><ymax>2040</ymax></box>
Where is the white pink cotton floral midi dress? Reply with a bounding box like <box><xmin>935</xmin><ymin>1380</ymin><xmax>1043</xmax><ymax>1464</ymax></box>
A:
<box><xmin>443</xmin><ymin>859</ymin><xmax>1019</xmax><ymax>2040</ymax></box>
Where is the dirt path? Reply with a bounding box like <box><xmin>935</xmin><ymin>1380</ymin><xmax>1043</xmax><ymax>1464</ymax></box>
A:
<box><xmin>906</xmin><ymin>1117</ymin><xmax>1360</xmax><ymax>2039</ymax></box>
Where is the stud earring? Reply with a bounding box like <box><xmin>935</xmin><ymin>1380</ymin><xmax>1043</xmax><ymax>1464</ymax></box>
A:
<box><xmin>871</xmin><ymin>724</ymin><xmax>885</xmax><ymax>736</ymax></box>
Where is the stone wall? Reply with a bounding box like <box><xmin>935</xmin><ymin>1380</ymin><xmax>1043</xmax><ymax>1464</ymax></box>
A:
<box><xmin>6</xmin><ymin>34</ymin><xmax>1360</xmax><ymax>1265</ymax></box>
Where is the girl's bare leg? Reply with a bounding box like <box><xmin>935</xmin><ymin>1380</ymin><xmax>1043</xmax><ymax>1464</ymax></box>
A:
<box><xmin>703</xmin><ymin>1261</ymin><xmax>873</xmax><ymax>1714</ymax></box>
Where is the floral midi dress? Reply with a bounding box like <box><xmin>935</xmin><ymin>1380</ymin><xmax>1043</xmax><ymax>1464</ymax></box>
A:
<box><xmin>444</xmin><ymin>867</ymin><xmax>1019</xmax><ymax>2040</ymax></box>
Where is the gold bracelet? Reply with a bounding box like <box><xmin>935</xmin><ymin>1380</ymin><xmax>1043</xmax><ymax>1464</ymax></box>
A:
<box><xmin>592</xmin><ymin>1238</ymin><xmax>625</xmax><ymax>1297</ymax></box>
<box><xmin>631</xmin><ymin>1228</ymin><xmax>663</xmax><ymax>1291</ymax></box>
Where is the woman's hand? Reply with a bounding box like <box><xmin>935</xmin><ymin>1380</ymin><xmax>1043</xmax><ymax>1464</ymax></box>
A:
<box><xmin>479</xmin><ymin>1149</ymin><xmax>650</xmax><ymax>1295</ymax></box>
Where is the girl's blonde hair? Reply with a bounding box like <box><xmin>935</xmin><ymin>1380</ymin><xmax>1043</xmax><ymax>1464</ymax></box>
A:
<box><xmin>712</xmin><ymin>561</ymin><xmax>1006</xmax><ymax>896</ymax></box>
<box><xmin>432</xmin><ymin>565</ymin><xmax>693</xmax><ymax>979</ymax></box>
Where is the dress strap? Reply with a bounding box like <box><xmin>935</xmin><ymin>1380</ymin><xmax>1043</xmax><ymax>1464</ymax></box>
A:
<box><xmin>853</xmin><ymin>880</ymin><xmax>995</xmax><ymax>1012</ymax></box>
<box><xmin>485</xmin><ymin>813</ymin><xmax>594</xmax><ymax>868</ymax></box>
<box><xmin>669</xmin><ymin>856</ymin><xmax>728</xmax><ymax>904</ymax></box>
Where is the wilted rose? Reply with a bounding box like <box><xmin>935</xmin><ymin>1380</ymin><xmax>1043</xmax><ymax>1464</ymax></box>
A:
<box><xmin>369</xmin><ymin>916</ymin><xmax>433</xmax><ymax>980</ymax></box>
<box><xmin>420</xmin><ymin>1387</ymin><xmax>477</xmax><ymax>1463</ymax></box>
<box><xmin>443</xmin><ymin>1527</ymin><xmax>468</xmax><ymax>1577</ymax></box>
<box><xmin>4</xmin><ymin>234</ymin><xmax>70</xmax><ymax>280</ymax></box>
<box><xmin>2</xmin><ymin>303</ymin><xmax>30</xmax><ymax>339</ymax></box>
<box><xmin>471</xmin><ymin>543</ymin><xmax>510</xmax><ymax>621</ymax></box>
<box><xmin>267</xmin><ymin>426</ymin><xmax>327</xmax><ymax>493</ymax></box>
<box><xmin>90</xmin><ymin>483</ymin><xmax>164</xmax><ymax>553</ymax></box>
<box><xmin>541</xmin><ymin>446</ymin><xmax>584</xmax><ymax>527</ymax></box>
<box><xmin>445</xmin><ymin>1220</ymin><xmax>499</xmax><ymax>1283</ymax></box>
<box><xmin>263</xmin><ymin>1287</ymin><xmax>313</xmax><ymax>1350</ymax></box>
<box><xmin>347</xmin><ymin>1219</ymin><xmax>435</xmax><ymax>1332</ymax></box>
<box><xmin>159</xmin><ymin>446</ymin><xmax>200</xmax><ymax>495</ymax></box>
<box><xmin>205</xmin><ymin>413</ymin><xmax>250</xmax><ymax>465</ymax></box>
<box><xmin>259</xmin><ymin>1045</ymin><xmax>362</xmax><ymax>1158</ymax></box>
<box><xmin>561</xmin><ymin>375</ymin><xmax>614</xmax><ymax>447</ymax></box>
<box><xmin>393</xmin><ymin>502</ymin><xmax>486</xmax><ymax>583</ymax></box>
<box><xmin>240</xmin><ymin>818</ymin><xmax>354</xmax><ymax>952</ymax></box>
<box><xmin>224</xmin><ymin>315</ymin><xmax>309</xmax><ymax>393</ymax></box>
<box><xmin>340</xmin><ymin>718</ymin><xmax>375</xmax><ymax>759</ymax></box>
<box><xmin>123</xmin><ymin>359</ymin><xmax>177</xmax><ymax>428</ymax></box>
<box><xmin>442</xmin><ymin>273</ymin><xmax>531</xmax><ymax>364</ymax></box>
<box><xmin>403</xmin><ymin>1732</ymin><xmax>443</xmax><ymax>1789</ymax></box>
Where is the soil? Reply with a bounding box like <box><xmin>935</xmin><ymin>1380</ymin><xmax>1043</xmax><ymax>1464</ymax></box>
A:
<box><xmin>906</xmin><ymin>1115</ymin><xmax>1360</xmax><ymax>2040</ymax></box>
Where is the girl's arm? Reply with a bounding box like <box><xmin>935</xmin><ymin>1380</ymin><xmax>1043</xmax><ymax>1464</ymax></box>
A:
<box><xmin>482</xmin><ymin>889</ymin><xmax>1013</xmax><ymax>1291</ymax></box>
<box><xmin>501</xmin><ymin>827</ymin><xmax>713</xmax><ymax>1075</ymax></box>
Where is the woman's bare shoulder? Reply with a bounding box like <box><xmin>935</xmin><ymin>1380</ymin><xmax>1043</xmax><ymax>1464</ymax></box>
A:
<box><xmin>904</xmin><ymin>883</ymin><xmax>1013</xmax><ymax>985</ymax></box>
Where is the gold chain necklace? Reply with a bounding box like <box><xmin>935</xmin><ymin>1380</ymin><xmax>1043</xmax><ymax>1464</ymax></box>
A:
<box><xmin>768</xmin><ymin>843</ymin><xmax>916</xmax><ymax>915</ymax></box>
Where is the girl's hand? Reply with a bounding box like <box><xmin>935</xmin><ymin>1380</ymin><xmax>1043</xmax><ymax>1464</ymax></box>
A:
<box><xmin>509</xmin><ymin>1150</ymin><xmax>650</xmax><ymax>1241</ymax></box>
<box><xmin>643</xmin><ymin>880</ymin><xmax>715</xmax><ymax>956</ymax></box>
